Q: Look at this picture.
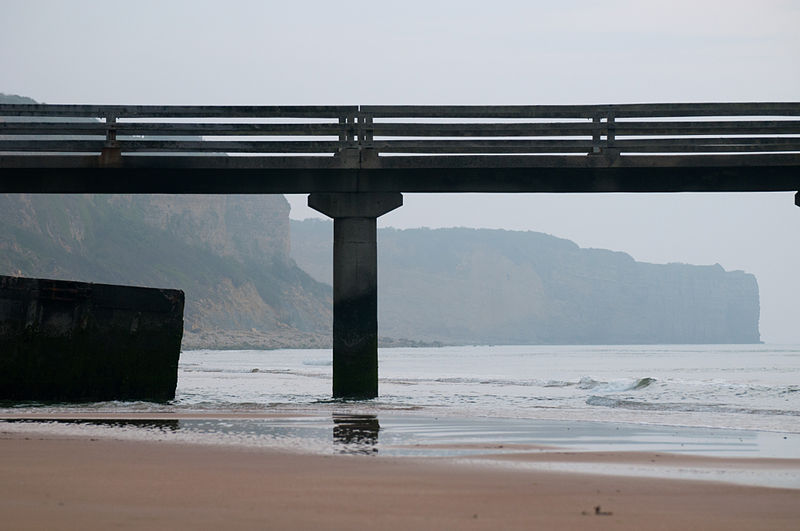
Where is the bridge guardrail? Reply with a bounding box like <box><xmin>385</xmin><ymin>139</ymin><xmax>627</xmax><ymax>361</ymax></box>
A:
<box><xmin>360</xmin><ymin>103</ymin><xmax>800</xmax><ymax>157</ymax></box>
<box><xmin>0</xmin><ymin>105</ymin><xmax>359</xmax><ymax>156</ymax></box>
<box><xmin>1</xmin><ymin>103</ymin><xmax>799</xmax><ymax>159</ymax></box>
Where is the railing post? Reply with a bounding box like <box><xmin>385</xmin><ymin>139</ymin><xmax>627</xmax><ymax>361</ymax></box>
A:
<box><xmin>336</xmin><ymin>112</ymin><xmax>359</xmax><ymax>166</ymax></box>
<box><xmin>359</xmin><ymin>110</ymin><xmax>378</xmax><ymax>166</ymax></box>
<box><xmin>99</xmin><ymin>113</ymin><xmax>121</xmax><ymax>167</ymax></box>
<box><xmin>360</xmin><ymin>112</ymin><xmax>374</xmax><ymax>147</ymax></box>
<box><xmin>591</xmin><ymin>114</ymin><xmax>603</xmax><ymax>154</ymax></box>
<box><xmin>605</xmin><ymin>110</ymin><xmax>619</xmax><ymax>158</ymax></box>
<box><xmin>338</xmin><ymin>116</ymin><xmax>347</xmax><ymax>145</ymax></box>
<box><xmin>590</xmin><ymin>110</ymin><xmax>618</xmax><ymax>158</ymax></box>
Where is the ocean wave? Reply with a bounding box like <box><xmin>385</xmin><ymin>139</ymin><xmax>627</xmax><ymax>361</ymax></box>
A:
<box><xmin>417</xmin><ymin>375</ymin><xmax>658</xmax><ymax>392</ymax></box>
<box><xmin>542</xmin><ymin>380</ymin><xmax>574</xmax><ymax>388</ymax></box>
<box><xmin>586</xmin><ymin>396</ymin><xmax>800</xmax><ymax>417</ymax></box>
<box><xmin>381</xmin><ymin>378</ymin><xmax>418</xmax><ymax>386</ymax></box>
<box><xmin>577</xmin><ymin>376</ymin><xmax>656</xmax><ymax>392</ymax></box>
<box><xmin>182</xmin><ymin>367</ymin><xmax>330</xmax><ymax>377</ymax></box>
<box><xmin>189</xmin><ymin>368</ymin><xmax>333</xmax><ymax>380</ymax></box>
<box><xmin>302</xmin><ymin>360</ymin><xmax>333</xmax><ymax>367</ymax></box>
<box><xmin>430</xmin><ymin>376</ymin><xmax>518</xmax><ymax>386</ymax></box>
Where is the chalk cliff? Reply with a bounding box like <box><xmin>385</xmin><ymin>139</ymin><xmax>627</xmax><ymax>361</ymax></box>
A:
<box><xmin>0</xmin><ymin>194</ymin><xmax>761</xmax><ymax>348</ymax></box>
<box><xmin>0</xmin><ymin>194</ymin><xmax>332</xmax><ymax>349</ymax></box>
<box><xmin>291</xmin><ymin>220</ymin><xmax>761</xmax><ymax>344</ymax></box>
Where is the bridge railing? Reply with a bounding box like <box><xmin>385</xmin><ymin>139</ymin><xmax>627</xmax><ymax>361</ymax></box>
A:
<box><xmin>0</xmin><ymin>105</ymin><xmax>359</xmax><ymax>156</ymax></box>
<box><xmin>1</xmin><ymin>103</ymin><xmax>799</xmax><ymax>159</ymax></box>
<box><xmin>359</xmin><ymin>103</ymin><xmax>800</xmax><ymax>157</ymax></box>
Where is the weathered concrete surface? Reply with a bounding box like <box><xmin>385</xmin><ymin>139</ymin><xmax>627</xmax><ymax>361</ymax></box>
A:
<box><xmin>309</xmin><ymin>192</ymin><xmax>402</xmax><ymax>398</ymax></box>
<box><xmin>0</xmin><ymin>275</ymin><xmax>184</xmax><ymax>402</ymax></box>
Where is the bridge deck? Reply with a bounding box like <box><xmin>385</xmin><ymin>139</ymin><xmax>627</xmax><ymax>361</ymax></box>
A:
<box><xmin>1</xmin><ymin>103</ymin><xmax>799</xmax><ymax>194</ymax></box>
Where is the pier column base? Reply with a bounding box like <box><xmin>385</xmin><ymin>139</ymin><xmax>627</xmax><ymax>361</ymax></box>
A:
<box><xmin>308</xmin><ymin>192</ymin><xmax>403</xmax><ymax>398</ymax></box>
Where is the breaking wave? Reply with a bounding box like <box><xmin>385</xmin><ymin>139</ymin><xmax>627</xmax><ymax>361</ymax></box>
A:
<box><xmin>585</xmin><ymin>396</ymin><xmax>800</xmax><ymax>417</ymax></box>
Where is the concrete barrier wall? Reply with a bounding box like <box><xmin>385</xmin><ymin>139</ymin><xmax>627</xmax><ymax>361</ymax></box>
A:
<box><xmin>0</xmin><ymin>275</ymin><xmax>184</xmax><ymax>402</ymax></box>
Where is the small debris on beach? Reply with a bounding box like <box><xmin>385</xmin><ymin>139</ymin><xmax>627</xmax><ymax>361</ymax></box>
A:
<box><xmin>583</xmin><ymin>506</ymin><xmax>614</xmax><ymax>516</ymax></box>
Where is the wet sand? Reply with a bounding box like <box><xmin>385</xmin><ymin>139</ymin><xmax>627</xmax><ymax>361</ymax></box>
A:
<box><xmin>2</xmin><ymin>432</ymin><xmax>799</xmax><ymax>530</ymax></box>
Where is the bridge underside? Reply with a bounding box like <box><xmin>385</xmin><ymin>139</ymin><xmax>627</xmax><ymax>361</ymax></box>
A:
<box><xmin>1</xmin><ymin>154</ymin><xmax>798</xmax><ymax>194</ymax></box>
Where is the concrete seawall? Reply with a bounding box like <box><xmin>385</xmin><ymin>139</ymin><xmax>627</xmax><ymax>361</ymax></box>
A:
<box><xmin>0</xmin><ymin>276</ymin><xmax>184</xmax><ymax>402</ymax></box>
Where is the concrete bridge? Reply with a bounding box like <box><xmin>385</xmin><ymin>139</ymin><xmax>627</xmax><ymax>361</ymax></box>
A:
<box><xmin>2</xmin><ymin>102</ymin><xmax>799</xmax><ymax>398</ymax></box>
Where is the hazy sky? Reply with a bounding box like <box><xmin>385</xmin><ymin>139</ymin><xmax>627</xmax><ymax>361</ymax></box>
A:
<box><xmin>2</xmin><ymin>1</ymin><xmax>798</xmax><ymax>342</ymax></box>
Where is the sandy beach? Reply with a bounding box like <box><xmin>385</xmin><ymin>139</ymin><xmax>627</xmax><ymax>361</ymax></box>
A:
<box><xmin>4</xmin><ymin>343</ymin><xmax>800</xmax><ymax>530</ymax></box>
<box><xmin>2</xmin><ymin>427</ymin><xmax>799</xmax><ymax>531</ymax></box>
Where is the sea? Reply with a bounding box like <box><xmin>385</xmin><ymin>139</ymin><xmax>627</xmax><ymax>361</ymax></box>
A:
<box><xmin>4</xmin><ymin>343</ymin><xmax>800</xmax><ymax>487</ymax></box>
<box><xmin>3</xmin><ymin>344</ymin><xmax>799</xmax><ymax>461</ymax></box>
<box><xmin>168</xmin><ymin>344</ymin><xmax>800</xmax><ymax>431</ymax></box>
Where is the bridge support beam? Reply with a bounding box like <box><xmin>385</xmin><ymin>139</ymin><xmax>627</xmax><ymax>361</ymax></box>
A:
<box><xmin>308</xmin><ymin>192</ymin><xmax>403</xmax><ymax>398</ymax></box>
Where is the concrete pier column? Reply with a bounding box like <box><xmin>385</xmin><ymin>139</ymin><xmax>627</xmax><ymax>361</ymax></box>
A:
<box><xmin>308</xmin><ymin>192</ymin><xmax>403</xmax><ymax>398</ymax></box>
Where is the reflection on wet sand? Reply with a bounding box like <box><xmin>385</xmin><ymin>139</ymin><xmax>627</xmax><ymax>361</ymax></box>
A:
<box><xmin>5</xmin><ymin>418</ymin><xmax>180</xmax><ymax>431</ymax></box>
<box><xmin>333</xmin><ymin>414</ymin><xmax>380</xmax><ymax>454</ymax></box>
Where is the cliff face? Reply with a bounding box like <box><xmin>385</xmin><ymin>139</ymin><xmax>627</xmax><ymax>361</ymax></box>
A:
<box><xmin>108</xmin><ymin>195</ymin><xmax>290</xmax><ymax>263</ymax></box>
<box><xmin>291</xmin><ymin>220</ymin><xmax>761</xmax><ymax>345</ymax></box>
<box><xmin>0</xmin><ymin>194</ymin><xmax>332</xmax><ymax>348</ymax></box>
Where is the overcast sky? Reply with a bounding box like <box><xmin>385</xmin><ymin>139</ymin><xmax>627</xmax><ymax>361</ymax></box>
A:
<box><xmin>2</xmin><ymin>1</ymin><xmax>798</xmax><ymax>342</ymax></box>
